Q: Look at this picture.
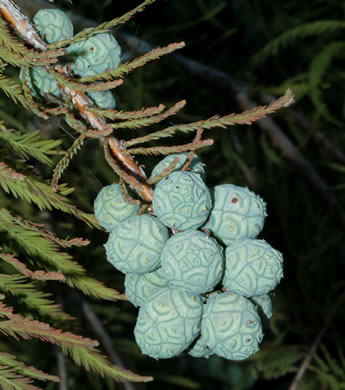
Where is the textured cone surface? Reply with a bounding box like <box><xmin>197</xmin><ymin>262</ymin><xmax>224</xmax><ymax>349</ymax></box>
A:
<box><xmin>151</xmin><ymin>153</ymin><xmax>206</xmax><ymax>180</ymax></box>
<box><xmin>223</xmin><ymin>239</ymin><xmax>283</xmax><ymax>297</ymax></box>
<box><xmin>188</xmin><ymin>334</ymin><xmax>212</xmax><ymax>358</ymax></box>
<box><xmin>33</xmin><ymin>9</ymin><xmax>73</xmax><ymax>43</ymax></box>
<box><xmin>201</xmin><ymin>291</ymin><xmax>263</xmax><ymax>360</ymax></box>
<box><xmin>104</xmin><ymin>215</ymin><xmax>169</xmax><ymax>274</ymax></box>
<box><xmin>161</xmin><ymin>230</ymin><xmax>224</xmax><ymax>294</ymax></box>
<box><xmin>21</xmin><ymin>67</ymin><xmax>62</xmax><ymax>102</ymax></box>
<box><xmin>88</xmin><ymin>91</ymin><xmax>116</xmax><ymax>109</ymax></box>
<box><xmin>94</xmin><ymin>184</ymin><xmax>139</xmax><ymax>232</ymax></box>
<box><xmin>125</xmin><ymin>268</ymin><xmax>168</xmax><ymax>307</ymax></box>
<box><xmin>134</xmin><ymin>288</ymin><xmax>203</xmax><ymax>359</ymax></box>
<box><xmin>67</xmin><ymin>33</ymin><xmax>122</xmax><ymax>77</ymax></box>
<box><xmin>19</xmin><ymin>68</ymin><xmax>40</xmax><ymax>100</ymax></box>
<box><xmin>251</xmin><ymin>294</ymin><xmax>273</xmax><ymax>321</ymax></box>
<box><xmin>152</xmin><ymin>171</ymin><xmax>211</xmax><ymax>231</ymax></box>
<box><xmin>205</xmin><ymin>184</ymin><xmax>266</xmax><ymax>245</ymax></box>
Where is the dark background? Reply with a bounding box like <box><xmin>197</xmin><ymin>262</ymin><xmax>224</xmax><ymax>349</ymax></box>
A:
<box><xmin>3</xmin><ymin>0</ymin><xmax>345</xmax><ymax>389</ymax></box>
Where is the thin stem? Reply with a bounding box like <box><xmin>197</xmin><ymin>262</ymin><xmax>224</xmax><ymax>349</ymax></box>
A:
<box><xmin>81</xmin><ymin>300</ymin><xmax>137</xmax><ymax>390</ymax></box>
<box><xmin>289</xmin><ymin>291</ymin><xmax>345</xmax><ymax>390</ymax></box>
<box><xmin>0</xmin><ymin>0</ymin><xmax>153</xmax><ymax>202</ymax></box>
<box><xmin>103</xmin><ymin>138</ymin><xmax>153</xmax><ymax>202</ymax></box>
<box><xmin>56</xmin><ymin>347</ymin><xmax>68</xmax><ymax>390</ymax></box>
<box><xmin>56</xmin><ymin>294</ymin><xmax>68</xmax><ymax>390</ymax></box>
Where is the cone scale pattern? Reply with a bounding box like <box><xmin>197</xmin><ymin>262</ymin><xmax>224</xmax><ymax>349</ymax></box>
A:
<box><xmin>134</xmin><ymin>288</ymin><xmax>203</xmax><ymax>359</ymax></box>
<box><xmin>223</xmin><ymin>239</ymin><xmax>283</xmax><ymax>297</ymax></box>
<box><xmin>205</xmin><ymin>184</ymin><xmax>267</xmax><ymax>245</ymax></box>
<box><xmin>201</xmin><ymin>292</ymin><xmax>263</xmax><ymax>360</ymax></box>
<box><xmin>152</xmin><ymin>171</ymin><xmax>211</xmax><ymax>231</ymax></box>
<box><xmin>94</xmin><ymin>184</ymin><xmax>139</xmax><ymax>232</ymax></box>
<box><xmin>124</xmin><ymin>268</ymin><xmax>169</xmax><ymax>307</ymax></box>
<box><xmin>67</xmin><ymin>33</ymin><xmax>122</xmax><ymax>78</ymax></box>
<box><xmin>104</xmin><ymin>215</ymin><xmax>169</xmax><ymax>274</ymax></box>
<box><xmin>33</xmin><ymin>9</ymin><xmax>73</xmax><ymax>43</ymax></box>
<box><xmin>161</xmin><ymin>230</ymin><xmax>224</xmax><ymax>294</ymax></box>
<box><xmin>188</xmin><ymin>334</ymin><xmax>211</xmax><ymax>358</ymax></box>
<box><xmin>20</xmin><ymin>67</ymin><xmax>62</xmax><ymax>102</ymax></box>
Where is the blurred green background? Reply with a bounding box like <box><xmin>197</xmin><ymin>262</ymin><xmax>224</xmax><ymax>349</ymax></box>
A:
<box><xmin>2</xmin><ymin>0</ymin><xmax>345</xmax><ymax>389</ymax></box>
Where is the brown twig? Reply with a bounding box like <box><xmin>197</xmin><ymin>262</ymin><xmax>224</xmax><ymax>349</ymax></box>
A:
<box><xmin>289</xmin><ymin>291</ymin><xmax>345</xmax><ymax>390</ymax></box>
<box><xmin>11</xmin><ymin>0</ymin><xmax>338</xmax><ymax>221</ymax></box>
<box><xmin>260</xmin><ymin>95</ymin><xmax>345</xmax><ymax>166</ymax></box>
<box><xmin>105</xmin><ymin>138</ymin><xmax>153</xmax><ymax>202</ymax></box>
<box><xmin>0</xmin><ymin>0</ymin><xmax>151</xmax><ymax>201</ymax></box>
<box><xmin>0</xmin><ymin>0</ymin><xmax>46</xmax><ymax>50</ymax></box>
<box><xmin>167</xmin><ymin>51</ymin><xmax>345</xmax><ymax>224</ymax></box>
<box><xmin>117</xmin><ymin>33</ymin><xmax>345</xmax><ymax>221</ymax></box>
<box><xmin>148</xmin><ymin>156</ymin><xmax>180</xmax><ymax>185</ymax></box>
<box><xmin>119</xmin><ymin>177</ymin><xmax>141</xmax><ymax>205</ymax></box>
<box><xmin>182</xmin><ymin>128</ymin><xmax>203</xmax><ymax>172</ymax></box>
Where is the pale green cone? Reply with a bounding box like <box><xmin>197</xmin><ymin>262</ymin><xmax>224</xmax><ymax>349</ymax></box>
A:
<box><xmin>223</xmin><ymin>239</ymin><xmax>283</xmax><ymax>297</ymax></box>
<box><xmin>151</xmin><ymin>153</ymin><xmax>206</xmax><ymax>180</ymax></box>
<box><xmin>94</xmin><ymin>184</ymin><xmax>139</xmax><ymax>232</ymax></box>
<box><xmin>20</xmin><ymin>8</ymin><xmax>73</xmax><ymax>102</ymax></box>
<box><xmin>124</xmin><ymin>268</ymin><xmax>168</xmax><ymax>307</ymax></box>
<box><xmin>188</xmin><ymin>334</ymin><xmax>212</xmax><ymax>358</ymax></box>
<box><xmin>104</xmin><ymin>215</ymin><xmax>169</xmax><ymax>274</ymax></box>
<box><xmin>33</xmin><ymin>9</ymin><xmax>73</xmax><ymax>43</ymax></box>
<box><xmin>201</xmin><ymin>291</ymin><xmax>263</xmax><ymax>360</ymax></box>
<box><xmin>67</xmin><ymin>32</ymin><xmax>122</xmax><ymax>78</ymax></box>
<box><xmin>161</xmin><ymin>230</ymin><xmax>224</xmax><ymax>295</ymax></box>
<box><xmin>152</xmin><ymin>171</ymin><xmax>211</xmax><ymax>231</ymax></box>
<box><xmin>251</xmin><ymin>294</ymin><xmax>273</xmax><ymax>323</ymax></box>
<box><xmin>20</xmin><ymin>67</ymin><xmax>62</xmax><ymax>102</ymax></box>
<box><xmin>205</xmin><ymin>184</ymin><xmax>267</xmax><ymax>245</ymax></box>
<box><xmin>134</xmin><ymin>288</ymin><xmax>203</xmax><ymax>359</ymax></box>
<box><xmin>88</xmin><ymin>91</ymin><xmax>116</xmax><ymax>109</ymax></box>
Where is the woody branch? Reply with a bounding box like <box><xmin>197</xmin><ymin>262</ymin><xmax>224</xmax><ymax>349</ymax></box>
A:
<box><xmin>0</xmin><ymin>0</ymin><xmax>154</xmax><ymax>202</ymax></box>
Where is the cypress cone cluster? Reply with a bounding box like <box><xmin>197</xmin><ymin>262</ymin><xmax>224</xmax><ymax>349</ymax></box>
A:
<box><xmin>94</xmin><ymin>152</ymin><xmax>284</xmax><ymax>360</ymax></box>
<box><xmin>21</xmin><ymin>9</ymin><xmax>284</xmax><ymax>360</ymax></box>
<box><xmin>20</xmin><ymin>9</ymin><xmax>121</xmax><ymax>109</ymax></box>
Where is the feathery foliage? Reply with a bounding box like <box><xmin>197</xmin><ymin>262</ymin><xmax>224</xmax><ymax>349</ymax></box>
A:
<box><xmin>0</xmin><ymin>352</ymin><xmax>59</xmax><ymax>383</ymax></box>
<box><xmin>78</xmin><ymin>42</ymin><xmax>186</xmax><ymax>83</ymax></box>
<box><xmin>0</xmin><ymin>161</ymin><xmax>98</xmax><ymax>227</ymax></box>
<box><xmin>253</xmin><ymin>20</ymin><xmax>345</xmax><ymax>65</ymax></box>
<box><xmin>0</xmin><ymin>1</ymin><xmax>168</xmax><ymax>387</ymax></box>
<box><xmin>48</xmin><ymin>0</ymin><xmax>156</xmax><ymax>49</ymax></box>
<box><xmin>253</xmin><ymin>17</ymin><xmax>345</xmax><ymax>124</ymax></box>
<box><xmin>0</xmin><ymin>124</ymin><xmax>61</xmax><ymax>165</ymax></box>
<box><xmin>0</xmin><ymin>75</ymin><xmax>28</xmax><ymax>108</ymax></box>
